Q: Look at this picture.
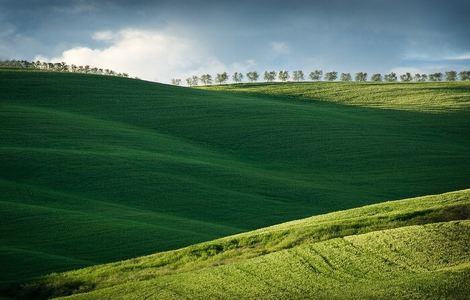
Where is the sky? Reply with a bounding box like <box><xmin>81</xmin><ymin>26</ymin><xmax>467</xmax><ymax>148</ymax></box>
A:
<box><xmin>1</xmin><ymin>0</ymin><xmax>469</xmax><ymax>83</ymax></box>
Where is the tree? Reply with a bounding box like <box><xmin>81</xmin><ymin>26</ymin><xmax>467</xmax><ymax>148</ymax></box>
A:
<box><xmin>278</xmin><ymin>70</ymin><xmax>290</xmax><ymax>82</ymax></box>
<box><xmin>264</xmin><ymin>71</ymin><xmax>276</xmax><ymax>82</ymax></box>
<box><xmin>186</xmin><ymin>77</ymin><xmax>193</xmax><ymax>87</ymax></box>
<box><xmin>340</xmin><ymin>73</ymin><xmax>352</xmax><ymax>81</ymax></box>
<box><xmin>216</xmin><ymin>72</ymin><xmax>229</xmax><ymax>84</ymax></box>
<box><xmin>324</xmin><ymin>71</ymin><xmax>338</xmax><ymax>81</ymax></box>
<box><xmin>384</xmin><ymin>72</ymin><xmax>397</xmax><ymax>82</ymax></box>
<box><xmin>200</xmin><ymin>74</ymin><xmax>212</xmax><ymax>85</ymax></box>
<box><xmin>355</xmin><ymin>72</ymin><xmax>367</xmax><ymax>82</ymax></box>
<box><xmin>232</xmin><ymin>72</ymin><xmax>244</xmax><ymax>83</ymax></box>
<box><xmin>371</xmin><ymin>73</ymin><xmax>382</xmax><ymax>82</ymax></box>
<box><xmin>445</xmin><ymin>71</ymin><xmax>457</xmax><ymax>81</ymax></box>
<box><xmin>414</xmin><ymin>73</ymin><xmax>427</xmax><ymax>82</ymax></box>
<box><xmin>429</xmin><ymin>73</ymin><xmax>443</xmax><ymax>81</ymax></box>
<box><xmin>246</xmin><ymin>71</ymin><xmax>259</xmax><ymax>82</ymax></box>
<box><xmin>459</xmin><ymin>71</ymin><xmax>470</xmax><ymax>81</ymax></box>
<box><xmin>192</xmin><ymin>75</ymin><xmax>199</xmax><ymax>85</ymax></box>
<box><xmin>309</xmin><ymin>70</ymin><xmax>322</xmax><ymax>81</ymax></box>
<box><xmin>293</xmin><ymin>70</ymin><xmax>304</xmax><ymax>81</ymax></box>
<box><xmin>171</xmin><ymin>78</ymin><xmax>182</xmax><ymax>86</ymax></box>
<box><xmin>400</xmin><ymin>72</ymin><xmax>412</xmax><ymax>82</ymax></box>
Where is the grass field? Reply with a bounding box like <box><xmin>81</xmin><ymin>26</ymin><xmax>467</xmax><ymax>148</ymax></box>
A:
<box><xmin>11</xmin><ymin>189</ymin><xmax>470</xmax><ymax>299</ymax></box>
<box><xmin>201</xmin><ymin>81</ymin><xmax>470</xmax><ymax>111</ymax></box>
<box><xmin>1</xmin><ymin>70</ymin><xmax>470</xmax><ymax>291</ymax></box>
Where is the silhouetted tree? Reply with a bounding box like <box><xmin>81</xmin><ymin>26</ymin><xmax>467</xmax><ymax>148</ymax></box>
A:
<box><xmin>246</xmin><ymin>71</ymin><xmax>259</xmax><ymax>82</ymax></box>
<box><xmin>400</xmin><ymin>73</ymin><xmax>412</xmax><ymax>82</ymax></box>
<box><xmin>429</xmin><ymin>73</ymin><xmax>443</xmax><ymax>81</ymax></box>
<box><xmin>278</xmin><ymin>70</ymin><xmax>290</xmax><ymax>81</ymax></box>
<box><xmin>384</xmin><ymin>72</ymin><xmax>397</xmax><ymax>82</ymax></box>
<box><xmin>340</xmin><ymin>73</ymin><xmax>352</xmax><ymax>81</ymax></box>
<box><xmin>200</xmin><ymin>74</ymin><xmax>212</xmax><ymax>85</ymax></box>
<box><xmin>445</xmin><ymin>71</ymin><xmax>457</xmax><ymax>81</ymax></box>
<box><xmin>216</xmin><ymin>72</ymin><xmax>229</xmax><ymax>84</ymax></box>
<box><xmin>414</xmin><ymin>74</ymin><xmax>427</xmax><ymax>82</ymax></box>
<box><xmin>171</xmin><ymin>78</ymin><xmax>182</xmax><ymax>86</ymax></box>
<box><xmin>264</xmin><ymin>71</ymin><xmax>276</xmax><ymax>82</ymax></box>
<box><xmin>371</xmin><ymin>74</ymin><xmax>382</xmax><ymax>82</ymax></box>
<box><xmin>309</xmin><ymin>70</ymin><xmax>322</xmax><ymax>81</ymax></box>
<box><xmin>324</xmin><ymin>71</ymin><xmax>338</xmax><ymax>81</ymax></box>
<box><xmin>293</xmin><ymin>70</ymin><xmax>304</xmax><ymax>81</ymax></box>
<box><xmin>355</xmin><ymin>72</ymin><xmax>367</xmax><ymax>82</ymax></box>
<box><xmin>232</xmin><ymin>72</ymin><xmax>244</xmax><ymax>83</ymax></box>
<box><xmin>459</xmin><ymin>71</ymin><xmax>470</xmax><ymax>80</ymax></box>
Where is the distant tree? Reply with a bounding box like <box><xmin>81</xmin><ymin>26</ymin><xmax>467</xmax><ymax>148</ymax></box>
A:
<box><xmin>445</xmin><ymin>71</ymin><xmax>457</xmax><ymax>81</ymax></box>
<box><xmin>400</xmin><ymin>72</ymin><xmax>412</xmax><ymax>82</ymax></box>
<box><xmin>191</xmin><ymin>75</ymin><xmax>200</xmax><ymax>86</ymax></box>
<box><xmin>292</xmin><ymin>70</ymin><xmax>305</xmax><ymax>81</ymax></box>
<box><xmin>414</xmin><ymin>73</ymin><xmax>427</xmax><ymax>82</ymax></box>
<box><xmin>232</xmin><ymin>72</ymin><xmax>244</xmax><ymax>83</ymax></box>
<box><xmin>309</xmin><ymin>70</ymin><xmax>322</xmax><ymax>81</ymax></box>
<box><xmin>246</xmin><ymin>71</ymin><xmax>259</xmax><ymax>82</ymax></box>
<box><xmin>371</xmin><ymin>73</ymin><xmax>382</xmax><ymax>82</ymax></box>
<box><xmin>200</xmin><ymin>74</ymin><xmax>212</xmax><ymax>85</ymax></box>
<box><xmin>186</xmin><ymin>77</ymin><xmax>193</xmax><ymax>87</ymax></box>
<box><xmin>278</xmin><ymin>70</ymin><xmax>290</xmax><ymax>82</ymax></box>
<box><xmin>340</xmin><ymin>73</ymin><xmax>352</xmax><ymax>81</ymax></box>
<box><xmin>384</xmin><ymin>72</ymin><xmax>397</xmax><ymax>82</ymax></box>
<box><xmin>264</xmin><ymin>71</ymin><xmax>277</xmax><ymax>82</ymax></box>
<box><xmin>324</xmin><ymin>71</ymin><xmax>338</xmax><ymax>81</ymax></box>
<box><xmin>355</xmin><ymin>72</ymin><xmax>367</xmax><ymax>82</ymax></box>
<box><xmin>459</xmin><ymin>71</ymin><xmax>470</xmax><ymax>81</ymax></box>
<box><xmin>171</xmin><ymin>78</ymin><xmax>182</xmax><ymax>86</ymax></box>
<box><xmin>429</xmin><ymin>72</ymin><xmax>443</xmax><ymax>81</ymax></box>
<box><xmin>216</xmin><ymin>72</ymin><xmax>229</xmax><ymax>84</ymax></box>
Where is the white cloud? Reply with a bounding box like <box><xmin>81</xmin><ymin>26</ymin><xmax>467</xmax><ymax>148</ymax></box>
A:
<box><xmin>37</xmin><ymin>29</ymin><xmax>254</xmax><ymax>83</ymax></box>
<box><xmin>270</xmin><ymin>41</ymin><xmax>290</xmax><ymax>55</ymax></box>
<box><xmin>446</xmin><ymin>53</ymin><xmax>470</xmax><ymax>60</ymax></box>
<box><xmin>92</xmin><ymin>31</ymin><xmax>114</xmax><ymax>41</ymax></box>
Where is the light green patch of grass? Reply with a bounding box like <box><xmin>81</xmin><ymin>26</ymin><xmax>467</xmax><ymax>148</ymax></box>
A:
<box><xmin>201</xmin><ymin>81</ymin><xmax>470</xmax><ymax>111</ymax></box>
<box><xmin>10</xmin><ymin>189</ymin><xmax>469</xmax><ymax>299</ymax></box>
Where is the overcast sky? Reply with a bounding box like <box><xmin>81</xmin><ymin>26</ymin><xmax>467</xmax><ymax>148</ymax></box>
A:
<box><xmin>1</xmin><ymin>0</ymin><xmax>469</xmax><ymax>83</ymax></box>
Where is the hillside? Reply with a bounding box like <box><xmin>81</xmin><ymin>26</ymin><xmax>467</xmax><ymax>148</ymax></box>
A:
<box><xmin>200</xmin><ymin>81</ymin><xmax>470</xmax><ymax>111</ymax></box>
<box><xmin>1</xmin><ymin>70</ymin><xmax>470</xmax><ymax>288</ymax></box>
<box><xmin>12</xmin><ymin>189</ymin><xmax>470</xmax><ymax>299</ymax></box>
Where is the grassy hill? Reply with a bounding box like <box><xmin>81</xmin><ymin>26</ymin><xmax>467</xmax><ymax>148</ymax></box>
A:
<box><xmin>201</xmin><ymin>81</ymin><xmax>470</xmax><ymax>111</ymax></box>
<box><xmin>11</xmin><ymin>189</ymin><xmax>470</xmax><ymax>299</ymax></box>
<box><xmin>1</xmin><ymin>70</ymin><xmax>469</xmax><ymax>289</ymax></box>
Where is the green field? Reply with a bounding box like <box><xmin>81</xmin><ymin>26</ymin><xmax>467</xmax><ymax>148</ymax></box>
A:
<box><xmin>12</xmin><ymin>189</ymin><xmax>470</xmax><ymax>299</ymax></box>
<box><xmin>1</xmin><ymin>70</ymin><xmax>470</xmax><ymax>292</ymax></box>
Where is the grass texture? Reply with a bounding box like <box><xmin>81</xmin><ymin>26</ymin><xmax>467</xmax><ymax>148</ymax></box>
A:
<box><xmin>12</xmin><ymin>189</ymin><xmax>470</xmax><ymax>299</ymax></box>
<box><xmin>1</xmin><ymin>70</ymin><xmax>469</xmax><ymax>290</ymax></box>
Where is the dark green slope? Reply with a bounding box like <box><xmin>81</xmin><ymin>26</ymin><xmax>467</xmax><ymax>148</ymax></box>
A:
<box><xmin>1</xmin><ymin>70</ymin><xmax>469</xmax><ymax>287</ymax></box>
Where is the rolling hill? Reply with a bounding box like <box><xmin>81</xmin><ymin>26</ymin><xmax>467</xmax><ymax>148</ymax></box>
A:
<box><xmin>11</xmin><ymin>189</ymin><xmax>470</xmax><ymax>299</ymax></box>
<box><xmin>1</xmin><ymin>70</ymin><xmax>470</xmax><ymax>290</ymax></box>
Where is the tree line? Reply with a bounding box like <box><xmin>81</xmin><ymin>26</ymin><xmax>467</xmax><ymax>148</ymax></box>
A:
<box><xmin>174</xmin><ymin>70</ymin><xmax>470</xmax><ymax>86</ymax></box>
<box><xmin>0</xmin><ymin>60</ymin><xmax>130</xmax><ymax>78</ymax></box>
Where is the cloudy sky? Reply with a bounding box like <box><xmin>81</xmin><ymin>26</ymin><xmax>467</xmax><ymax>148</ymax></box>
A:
<box><xmin>1</xmin><ymin>0</ymin><xmax>469</xmax><ymax>83</ymax></box>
